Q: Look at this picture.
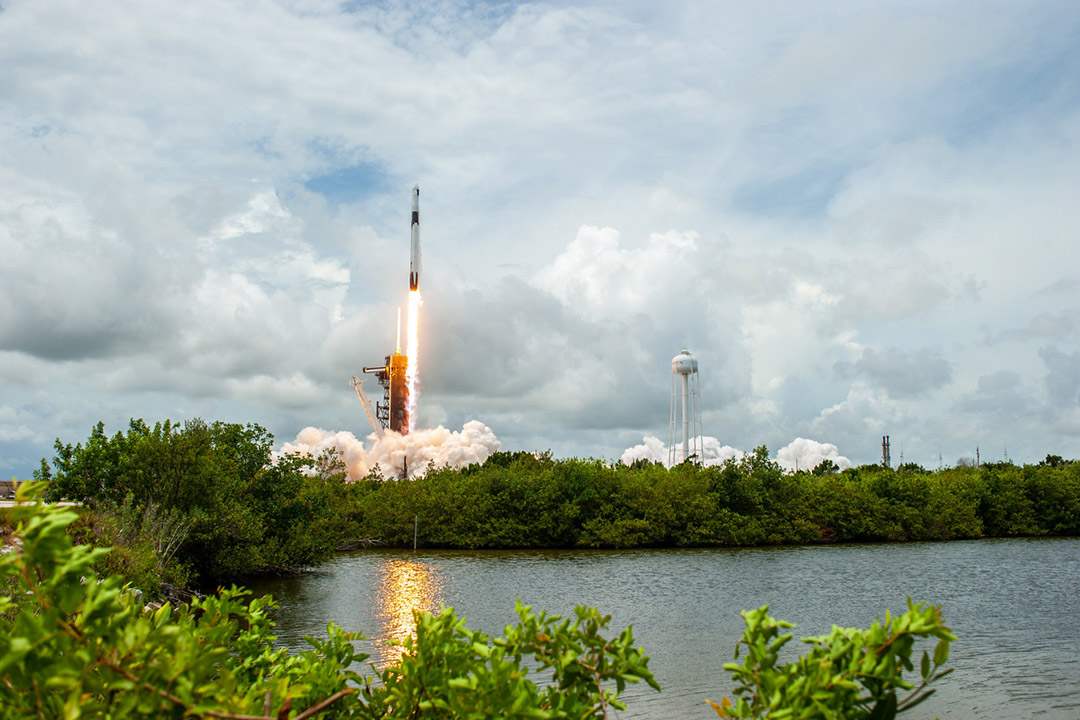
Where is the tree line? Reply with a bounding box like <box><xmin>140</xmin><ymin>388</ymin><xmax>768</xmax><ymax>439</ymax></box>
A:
<box><xmin>13</xmin><ymin>418</ymin><xmax>1079</xmax><ymax>599</ymax></box>
<box><xmin>347</xmin><ymin>447</ymin><xmax>1080</xmax><ymax>550</ymax></box>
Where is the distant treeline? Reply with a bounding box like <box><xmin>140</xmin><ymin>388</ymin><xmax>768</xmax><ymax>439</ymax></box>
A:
<box><xmin>345</xmin><ymin>448</ymin><xmax>1080</xmax><ymax>549</ymax></box>
<box><xmin>11</xmin><ymin>418</ymin><xmax>1079</xmax><ymax>598</ymax></box>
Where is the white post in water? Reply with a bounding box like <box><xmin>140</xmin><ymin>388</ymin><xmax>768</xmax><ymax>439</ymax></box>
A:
<box><xmin>413</xmin><ymin>514</ymin><xmax>418</xmax><ymax>552</ymax></box>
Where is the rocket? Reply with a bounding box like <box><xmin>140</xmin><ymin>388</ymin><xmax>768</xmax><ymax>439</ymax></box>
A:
<box><xmin>409</xmin><ymin>185</ymin><xmax>421</xmax><ymax>291</ymax></box>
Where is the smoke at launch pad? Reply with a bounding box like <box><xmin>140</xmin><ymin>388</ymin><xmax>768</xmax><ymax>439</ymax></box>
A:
<box><xmin>278</xmin><ymin>421</ymin><xmax>501</xmax><ymax>481</ymax></box>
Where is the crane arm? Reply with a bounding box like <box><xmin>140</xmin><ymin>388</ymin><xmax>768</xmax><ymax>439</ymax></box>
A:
<box><xmin>351</xmin><ymin>376</ymin><xmax>385</xmax><ymax>441</ymax></box>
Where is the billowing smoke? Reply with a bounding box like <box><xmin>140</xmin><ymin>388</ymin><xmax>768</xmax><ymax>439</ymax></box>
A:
<box><xmin>280</xmin><ymin>427</ymin><xmax>371</xmax><ymax>479</ymax></box>
<box><xmin>619</xmin><ymin>435</ymin><xmax>668</xmax><ymax>465</ymax></box>
<box><xmin>620</xmin><ymin>435</ymin><xmax>744</xmax><ymax>466</ymax></box>
<box><xmin>276</xmin><ymin>420</ymin><xmax>501</xmax><ymax>480</ymax></box>
<box><xmin>621</xmin><ymin>435</ymin><xmax>851</xmax><ymax>471</ymax></box>
<box><xmin>775</xmin><ymin>438</ymin><xmax>852</xmax><ymax>472</ymax></box>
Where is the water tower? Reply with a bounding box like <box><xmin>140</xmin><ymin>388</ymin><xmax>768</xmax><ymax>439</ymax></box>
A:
<box><xmin>668</xmin><ymin>349</ymin><xmax>703</xmax><ymax>465</ymax></box>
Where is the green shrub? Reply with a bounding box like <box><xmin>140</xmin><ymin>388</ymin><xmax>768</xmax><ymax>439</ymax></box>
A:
<box><xmin>712</xmin><ymin>601</ymin><xmax>954</xmax><ymax>719</ymax></box>
<box><xmin>0</xmin><ymin>483</ymin><xmax>659</xmax><ymax>719</ymax></box>
<box><xmin>36</xmin><ymin>419</ymin><xmax>348</xmax><ymax>591</ymax></box>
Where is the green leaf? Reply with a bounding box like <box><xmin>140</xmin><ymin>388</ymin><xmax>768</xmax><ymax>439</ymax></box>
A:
<box><xmin>63</xmin><ymin>690</ymin><xmax>82</xmax><ymax>720</ymax></box>
<box><xmin>868</xmin><ymin>691</ymin><xmax>898</xmax><ymax>720</ymax></box>
<box><xmin>933</xmin><ymin>638</ymin><xmax>949</xmax><ymax>666</ymax></box>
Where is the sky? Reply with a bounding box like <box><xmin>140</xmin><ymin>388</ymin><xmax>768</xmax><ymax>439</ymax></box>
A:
<box><xmin>2</xmin><ymin>0</ymin><xmax>1079</xmax><ymax>478</ymax></box>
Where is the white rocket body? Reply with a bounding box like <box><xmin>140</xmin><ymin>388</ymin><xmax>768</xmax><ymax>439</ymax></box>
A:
<box><xmin>409</xmin><ymin>185</ymin><xmax>421</xmax><ymax>291</ymax></box>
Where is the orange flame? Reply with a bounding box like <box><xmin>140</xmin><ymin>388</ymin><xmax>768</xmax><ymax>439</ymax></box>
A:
<box><xmin>406</xmin><ymin>289</ymin><xmax>422</xmax><ymax>432</ymax></box>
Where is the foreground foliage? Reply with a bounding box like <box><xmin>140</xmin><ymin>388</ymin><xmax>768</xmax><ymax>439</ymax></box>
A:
<box><xmin>0</xmin><ymin>484</ymin><xmax>657</xmax><ymax>719</ymax></box>
<box><xmin>2</xmin><ymin>482</ymin><xmax>958</xmax><ymax>719</ymax></box>
<box><xmin>366</xmin><ymin>602</ymin><xmax>657</xmax><ymax>718</ymax></box>
<box><xmin>1</xmin><ymin>482</ymin><xmax>365</xmax><ymax>719</ymax></box>
<box><xmin>711</xmin><ymin>602</ymin><xmax>954</xmax><ymax>719</ymax></box>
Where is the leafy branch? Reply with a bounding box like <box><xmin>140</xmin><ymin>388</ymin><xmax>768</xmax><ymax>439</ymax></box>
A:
<box><xmin>709</xmin><ymin>600</ymin><xmax>955</xmax><ymax>720</ymax></box>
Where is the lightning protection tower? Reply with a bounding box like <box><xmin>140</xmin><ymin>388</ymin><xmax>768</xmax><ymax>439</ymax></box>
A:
<box><xmin>668</xmin><ymin>349</ymin><xmax>703</xmax><ymax>466</ymax></box>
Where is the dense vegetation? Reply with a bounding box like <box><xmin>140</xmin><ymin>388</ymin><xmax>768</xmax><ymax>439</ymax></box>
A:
<box><xmin>346</xmin><ymin>448</ymin><xmax>1080</xmax><ymax>549</ymax></box>
<box><xmin>1</xmin><ymin>484</ymin><xmax>954</xmax><ymax>719</ymax></box>
<box><xmin>19</xmin><ymin>417</ymin><xmax>1079</xmax><ymax>600</ymax></box>
<box><xmin>32</xmin><ymin>419</ymin><xmax>347</xmax><ymax>596</ymax></box>
<box><xmin>0</xmin><ymin>485</ymin><xmax>657</xmax><ymax>719</ymax></box>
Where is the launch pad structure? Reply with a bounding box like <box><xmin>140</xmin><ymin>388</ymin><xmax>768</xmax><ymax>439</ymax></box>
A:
<box><xmin>353</xmin><ymin>185</ymin><xmax>421</xmax><ymax>438</ymax></box>
<box><xmin>359</xmin><ymin>350</ymin><xmax>409</xmax><ymax>434</ymax></box>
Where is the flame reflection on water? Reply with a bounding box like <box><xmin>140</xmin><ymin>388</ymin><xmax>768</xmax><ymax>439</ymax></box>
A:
<box><xmin>374</xmin><ymin>557</ymin><xmax>443</xmax><ymax>666</ymax></box>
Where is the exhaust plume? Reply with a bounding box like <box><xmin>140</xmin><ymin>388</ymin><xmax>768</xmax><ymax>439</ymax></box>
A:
<box><xmin>405</xmin><ymin>289</ymin><xmax>422</xmax><ymax>432</ymax></box>
<box><xmin>621</xmin><ymin>435</ymin><xmax>743</xmax><ymax>466</ymax></box>
<box><xmin>621</xmin><ymin>435</ymin><xmax>851</xmax><ymax>471</ymax></box>
<box><xmin>277</xmin><ymin>420</ymin><xmax>500</xmax><ymax>480</ymax></box>
<box><xmin>775</xmin><ymin>438</ymin><xmax>852</xmax><ymax>472</ymax></box>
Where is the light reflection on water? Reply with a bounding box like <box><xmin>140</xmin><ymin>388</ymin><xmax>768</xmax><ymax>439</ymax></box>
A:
<box><xmin>248</xmin><ymin>538</ymin><xmax>1080</xmax><ymax>719</ymax></box>
<box><xmin>375</xmin><ymin>558</ymin><xmax>443</xmax><ymax>666</ymax></box>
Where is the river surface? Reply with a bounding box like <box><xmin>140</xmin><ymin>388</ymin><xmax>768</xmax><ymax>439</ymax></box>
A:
<box><xmin>248</xmin><ymin>538</ymin><xmax>1080</xmax><ymax>718</ymax></box>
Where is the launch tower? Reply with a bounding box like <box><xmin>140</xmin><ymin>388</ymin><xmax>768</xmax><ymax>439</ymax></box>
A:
<box><xmin>362</xmin><ymin>351</ymin><xmax>409</xmax><ymax>434</ymax></box>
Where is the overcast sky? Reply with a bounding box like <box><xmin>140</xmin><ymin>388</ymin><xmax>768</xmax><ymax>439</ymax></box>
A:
<box><xmin>3</xmin><ymin>0</ymin><xmax>1079</xmax><ymax>477</ymax></box>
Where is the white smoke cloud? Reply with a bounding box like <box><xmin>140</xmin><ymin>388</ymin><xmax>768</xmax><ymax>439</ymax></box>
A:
<box><xmin>276</xmin><ymin>420</ymin><xmax>501</xmax><ymax>480</ymax></box>
<box><xmin>621</xmin><ymin>435</ymin><xmax>850</xmax><ymax>472</ymax></box>
<box><xmin>775</xmin><ymin>438</ymin><xmax>852</xmax><ymax>472</ymax></box>
<box><xmin>279</xmin><ymin>427</ymin><xmax>370</xmax><ymax>480</ymax></box>
<box><xmin>619</xmin><ymin>435</ymin><xmax>668</xmax><ymax>465</ymax></box>
<box><xmin>620</xmin><ymin>435</ymin><xmax>744</xmax><ymax>467</ymax></box>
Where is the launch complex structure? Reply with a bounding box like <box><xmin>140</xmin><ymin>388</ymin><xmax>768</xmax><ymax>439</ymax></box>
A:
<box><xmin>351</xmin><ymin>185</ymin><xmax>422</xmax><ymax>439</ymax></box>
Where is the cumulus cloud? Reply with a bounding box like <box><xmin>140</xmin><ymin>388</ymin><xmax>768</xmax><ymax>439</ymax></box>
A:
<box><xmin>835</xmin><ymin>347</ymin><xmax>952</xmax><ymax>399</ymax></box>
<box><xmin>951</xmin><ymin>371</ymin><xmax>1041</xmax><ymax>435</ymax></box>
<box><xmin>984</xmin><ymin>311</ymin><xmax>1077</xmax><ymax>346</ymax></box>
<box><xmin>2</xmin><ymin>0</ymin><xmax>1080</xmax><ymax>479</ymax></box>
<box><xmin>1039</xmin><ymin>347</ymin><xmax>1080</xmax><ymax>408</ymax></box>
<box><xmin>809</xmin><ymin>383</ymin><xmax>907</xmax><ymax>455</ymax></box>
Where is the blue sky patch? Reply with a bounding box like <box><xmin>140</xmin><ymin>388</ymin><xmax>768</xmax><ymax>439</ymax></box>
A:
<box><xmin>304</xmin><ymin>161</ymin><xmax>388</xmax><ymax>207</ymax></box>
<box><xmin>732</xmin><ymin>162</ymin><xmax>851</xmax><ymax>221</ymax></box>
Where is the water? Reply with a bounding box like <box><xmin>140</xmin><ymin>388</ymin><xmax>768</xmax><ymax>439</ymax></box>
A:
<box><xmin>248</xmin><ymin>538</ymin><xmax>1080</xmax><ymax>718</ymax></box>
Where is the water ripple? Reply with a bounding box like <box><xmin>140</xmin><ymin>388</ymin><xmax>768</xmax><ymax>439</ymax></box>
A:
<box><xmin>249</xmin><ymin>537</ymin><xmax>1080</xmax><ymax>719</ymax></box>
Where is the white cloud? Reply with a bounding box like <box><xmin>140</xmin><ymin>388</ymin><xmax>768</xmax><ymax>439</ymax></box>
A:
<box><xmin>2</xmin><ymin>0</ymin><xmax>1079</xmax><ymax>478</ymax></box>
